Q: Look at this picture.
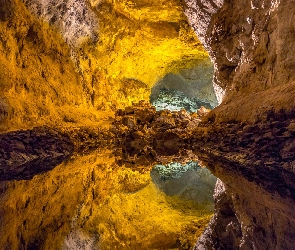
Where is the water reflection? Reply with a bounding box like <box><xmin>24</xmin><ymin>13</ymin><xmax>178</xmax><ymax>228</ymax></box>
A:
<box><xmin>151</xmin><ymin>162</ymin><xmax>216</xmax><ymax>211</ymax></box>
<box><xmin>0</xmin><ymin>147</ymin><xmax>216</xmax><ymax>250</ymax></box>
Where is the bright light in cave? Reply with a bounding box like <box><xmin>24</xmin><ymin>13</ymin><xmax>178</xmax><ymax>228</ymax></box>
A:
<box><xmin>150</xmin><ymin>60</ymin><xmax>218</xmax><ymax>113</ymax></box>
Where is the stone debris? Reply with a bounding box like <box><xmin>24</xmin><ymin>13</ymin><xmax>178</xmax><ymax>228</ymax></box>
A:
<box><xmin>197</xmin><ymin>106</ymin><xmax>211</xmax><ymax>117</ymax></box>
<box><xmin>0</xmin><ymin>102</ymin><xmax>212</xmax><ymax>180</ymax></box>
<box><xmin>112</xmin><ymin>101</ymin><xmax>209</xmax><ymax>170</ymax></box>
<box><xmin>113</xmin><ymin>100</ymin><xmax>206</xmax><ymax>136</ymax></box>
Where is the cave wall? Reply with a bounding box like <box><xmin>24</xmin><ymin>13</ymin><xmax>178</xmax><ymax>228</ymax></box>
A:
<box><xmin>185</xmin><ymin>0</ymin><xmax>295</xmax><ymax>122</ymax></box>
<box><xmin>184</xmin><ymin>1</ymin><xmax>295</xmax><ymax>249</ymax></box>
<box><xmin>151</xmin><ymin>58</ymin><xmax>218</xmax><ymax>110</ymax></box>
<box><xmin>0</xmin><ymin>0</ymin><xmax>210</xmax><ymax>132</ymax></box>
<box><xmin>0</xmin><ymin>0</ymin><xmax>91</xmax><ymax>132</ymax></box>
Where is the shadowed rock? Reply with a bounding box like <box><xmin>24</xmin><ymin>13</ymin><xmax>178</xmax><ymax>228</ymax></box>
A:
<box><xmin>0</xmin><ymin>127</ymin><xmax>74</xmax><ymax>181</ymax></box>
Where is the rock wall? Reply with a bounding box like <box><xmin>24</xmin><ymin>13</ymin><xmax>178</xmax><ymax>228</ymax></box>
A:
<box><xmin>0</xmin><ymin>0</ymin><xmax>210</xmax><ymax>132</ymax></box>
<box><xmin>185</xmin><ymin>0</ymin><xmax>295</xmax><ymax>122</ymax></box>
<box><xmin>0</xmin><ymin>0</ymin><xmax>93</xmax><ymax>132</ymax></box>
<box><xmin>184</xmin><ymin>0</ymin><xmax>295</xmax><ymax>249</ymax></box>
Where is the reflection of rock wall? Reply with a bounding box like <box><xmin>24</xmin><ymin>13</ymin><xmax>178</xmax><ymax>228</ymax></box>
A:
<box><xmin>0</xmin><ymin>150</ymin><xmax>212</xmax><ymax>250</ymax></box>
<box><xmin>151</xmin><ymin>162</ymin><xmax>216</xmax><ymax>210</ymax></box>
<box><xmin>195</xmin><ymin>179</ymin><xmax>242</xmax><ymax>250</ymax></box>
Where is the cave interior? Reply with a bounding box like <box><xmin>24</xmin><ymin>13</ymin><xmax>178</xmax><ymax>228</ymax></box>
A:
<box><xmin>0</xmin><ymin>0</ymin><xmax>295</xmax><ymax>250</ymax></box>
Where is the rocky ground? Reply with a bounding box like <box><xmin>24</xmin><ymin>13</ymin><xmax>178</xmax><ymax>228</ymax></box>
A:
<box><xmin>112</xmin><ymin>101</ymin><xmax>211</xmax><ymax>170</ymax></box>
<box><xmin>0</xmin><ymin>101</ymin><xmax>211</xmax><ymax>179</ymax></box>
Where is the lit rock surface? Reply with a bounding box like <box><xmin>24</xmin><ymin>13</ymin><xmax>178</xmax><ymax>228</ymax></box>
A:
<box><xmin>23</xmin><ymin>0</ymin><xmax>99</xmax><ymax>47</ymax></box>
<box><xmin>0</xmin><ymin>0</ymin><xmax>210</xmax><ymax>132</ymax></box>
<box><xmin>0</xmin><ymin>0</ymin><xmax>91</xmax><ymax>132</ymax></box>
<box><xmin>151</xmin><ymin>58</ymin><xmax>218</xmax><ymax>111</ymax></box>
<box><xmin>184</xmin><ymin>0</ymin><xmax>295</xmax><ymax>249</ymax></box>
<box><xmin>185</xmin><ymin>0</ymin><xmax>295</xmax><ymax>121</ymax></box>
<box><xmin>112</xmin><ymin>101</ymin><xmax>206</xmax><ymax>165</ymax></box>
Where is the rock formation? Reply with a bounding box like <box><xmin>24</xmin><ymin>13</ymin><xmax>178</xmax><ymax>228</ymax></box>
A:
<box><xmin>1</xmin><ymin>0</ymin><xmax>295</xmax><ymax>249</ymax></box>
<box><xmin>113</xmin><ymin>101</ymin><xmax>207</xmax><ymax>166</ymax></box>
<box><xmin>184</xmin><ymin>0</ymin><xmax>295</xmax><ymax>249</ymax></box>
<box><xmin>151</xmin><ymin>58</ymin><xmax>218</xmax><ymax>111</ymax></box>
<box><xmin>185</xmin><ymin>0</ymin><xmax>295</xmax><ymax>122</ymax></box>
<box><xmin>0</xmin><ymin>0</ymin><xmax>210</xmax><ymax>132</ymax></box>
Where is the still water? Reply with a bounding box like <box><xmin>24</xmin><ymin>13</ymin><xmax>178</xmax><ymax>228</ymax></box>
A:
<box><xmin>0</xmin><ymin>148</ymin><xmax>216</xmax><ymax>250</ymax></box>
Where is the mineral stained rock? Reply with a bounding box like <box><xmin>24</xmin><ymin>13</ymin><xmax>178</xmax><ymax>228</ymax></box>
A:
<box><xmin>185</xmin><ymin>0</ymin><xmax>295</xmax><ymax>122</ymax></box>
<box><xmin>184</xmin><ymin>1</ymin><xmax>295</xmax><ymax>248</ymax></box>
<box><xmin>0</xmin><ymin>0</ymin><xmax>210</xmax><ymax>132</ymax></box>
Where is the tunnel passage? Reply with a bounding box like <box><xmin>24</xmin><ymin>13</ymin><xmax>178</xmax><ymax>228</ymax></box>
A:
<box><xmin>150</xmin><ymin>58</ymin><xmax>218</xmax><ymax>112</ymax></box>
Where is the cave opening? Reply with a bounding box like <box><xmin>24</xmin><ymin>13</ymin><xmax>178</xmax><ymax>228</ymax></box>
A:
<box><xmin>150</xmin><ymin>58</ymin><xmax>218</xmax><ymax>112</ymax></box>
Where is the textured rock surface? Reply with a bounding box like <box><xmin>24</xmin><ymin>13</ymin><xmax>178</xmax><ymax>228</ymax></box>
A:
<box><xmin>0</xmin><ymin>0</ymin><xmax>210</xmax><ymax>132</ymax></box>
<box><xmin>112</xmin><ymin>101</ymin><xmax>211</xmax><ymax>167</ymax></box>
<box><xmin>23</xmin><ymin>0</ymin><xmax>99</xmax><ymax>47</ymax></box>
<box><xmin>184</xmin><ymin>1</ymin><xmax>295</xmax><ymax>249</ymax></box>
<box><xmin>194</xmin><ymin>179</ymin><xmax>242</xmax><ymax>250</ymax></box>
<box><xmin>1</xmin><ymin>0</ymin><xmax>295</xmax><ymax>249</ymax></box>
<box><xmin>151</xmin><ymin>58</ymin><xmax>218</xmax><ymax>110</ymax></box>
<box><xmin>0</xmin><ymin>0</ymin><xmax>94</xmax><ymax>132</ymax></box>
<box><xmin>185</xmin><ymin>0</ymin><xmax>295</xmax><ymax>122</ymax></box>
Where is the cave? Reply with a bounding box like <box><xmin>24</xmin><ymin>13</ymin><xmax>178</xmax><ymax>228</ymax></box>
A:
<box><xmin>1</xmin><ymin>0</ymin><xmax>295</xmax><ymax>250</ymax></box>
<box><xmin>150</xmin><ymin>58</ymin><xmax>218</xmax><ymax>112</ymax></box>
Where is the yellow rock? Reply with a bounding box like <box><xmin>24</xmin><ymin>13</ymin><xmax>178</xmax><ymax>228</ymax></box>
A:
<box><xmin>0</xmin><ymin>0</ymin><xmax>209</xmax><ymax>132</ymax></box>
<box><xmin>0</xmin><ymin>150</ymin><xmax>212</xmax><ymax>250</ymax></box>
